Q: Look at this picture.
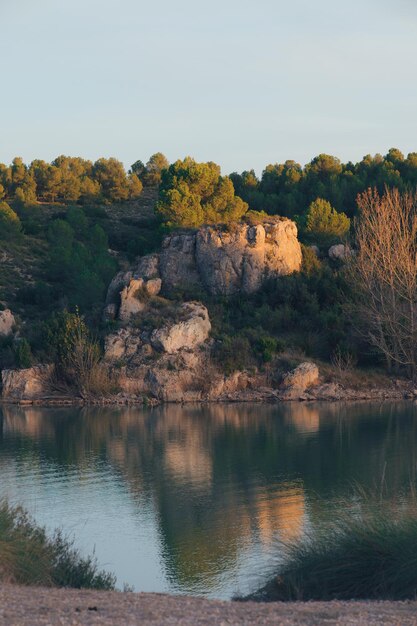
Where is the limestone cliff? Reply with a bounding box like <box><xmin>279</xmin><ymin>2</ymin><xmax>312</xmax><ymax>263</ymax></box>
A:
<box><xmin>105</xmin><ymin>219</ymin><xmax>302</xmax><ymax>311</ymax></box>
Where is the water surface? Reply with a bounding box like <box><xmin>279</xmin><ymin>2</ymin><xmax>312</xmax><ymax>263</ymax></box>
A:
<box><xmin>0</xmin><ymin>402</ymin><xmax>416</xmax><ymax>598</ymax></box>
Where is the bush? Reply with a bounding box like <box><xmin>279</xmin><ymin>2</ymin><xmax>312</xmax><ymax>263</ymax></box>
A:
<box><xmin>303</xmin><ymin>198</ymin><xmax>350</xmax><ymax>245</ymax></box>
<box><xmin>213</xmin><ymin>335</ymin><xmax>254</xmax><ymax>374</ymax></box>
<box><xmin>15</xmin><ymin>339</ymin><xmax>33</xmax><ymax>368</ymax></box>
<box><xmin>252</xmin><ymin>498</ymin><xmax>417</xmax><ymax>601</ymax></box>
<box><xmin>0</xmin><ymin>201</ymin><xmax>22</xmax><ymax>238</ymax></box>
<box><xmin>46</xmin><ymin>310</ymin><xmax>118</xmax><ymax>398</ymax></box>
<box><xmin>0</xmin><ymin>501</ymin><xmax>115</xmax><ymax>589</ymax></box>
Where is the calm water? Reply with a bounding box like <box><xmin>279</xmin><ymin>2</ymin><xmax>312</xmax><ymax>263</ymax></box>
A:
<box><xmin>0</xmin><ymin>402</ymin><xmax>417</xmax><ymax>598</ymax></box>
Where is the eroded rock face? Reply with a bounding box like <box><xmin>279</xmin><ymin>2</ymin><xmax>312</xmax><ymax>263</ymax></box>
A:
<box><xmin>151</xmin><ymin>303</ymin><xmax>211</xmax><ymax>354</ymax></box>
<box><xmin>105</xmin><ymin>219</ymin><xmax>302</xmax><ymax>304</ymax></box>
<box><xmin>282</xmin><ymin>362</ymin><xmax>319</xmax><ymax>400</ymax></box>
<box><xmin>1</xmin><ymin>365</ymin><xmax>53</xmax><ymax>400</ymax></box>
<box><xmin>0</xmin><ymin>309</ymin><xmax>15</xmax><ymax>336</ymax></box>
<box><xmin>118</xmin><ymin>277</ymin><xmax>162</xmax><ymax>322</ymax></box>
<box><xmin>158</xmin><ymin>220</ymin><xmax>301</xmax><ymax>296</ymax></box>
<box><xmin>104</xmin><ymin>328</ymin><xmax>142</xmax><ymax>361</ymax></box>
<box><xmin>196</xmin><ymin>221</ymin><xmax>301</xmax><ymax>295</ymax></box>
<box><xmin>159</xmin><ymin>233</ymin><xmax>201</xmax><ymax>293</ymax></box>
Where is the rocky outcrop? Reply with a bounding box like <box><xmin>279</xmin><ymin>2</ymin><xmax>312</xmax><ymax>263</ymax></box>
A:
<box><xmin>282</xmin><ymin>362</ymin><xmax>319</xmax><ymax>399</ymax></box>
<box><xmin>1</xmin><ymin>365</ymin><xmax>53</xmax><ymax>401</ymax></box>
<box><xmin>0</xmin><ymin>309</ymin><xmax>15</xmax><ymax>336</ymax></box>
<box><xmin>104</xmin><ymin>296</ymin><xmax>212</xmax><ymax>401</ymax></box>
<box><xmin>160</xmin><ymin>220</ymin><xmax>302</xmax><ymax>296</ymax></box>
<box><xmin>151</xmin><ymin>303</ymin><xmax>211</xmax><ymax>354</ymax></box>
<box><xmin>99</xmin><ymin>219</ymin><xmax>303</xmax><ymax>402</ymax></box>
<box><xmin>118</xmin><ymin>277</ymin><xmax>162</xmax><ymax>322</ymax></box>
<box><xmin>105</xmin><ymin>219</ymin><xmax>302</xmax><ymax>309</ymax></box>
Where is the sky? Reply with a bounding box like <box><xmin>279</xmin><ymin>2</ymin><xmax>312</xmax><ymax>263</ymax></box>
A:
<box><xmin>1</xmin><ymin>0</ymin><xmax>417</xmax><ymax>175</ymax></box>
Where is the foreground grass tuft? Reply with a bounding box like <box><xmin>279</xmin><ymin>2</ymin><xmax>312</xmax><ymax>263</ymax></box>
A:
<box><xmin>0</xmin><ymin>501</ymin><xmax>115</xmax><ymax>589</ymax></box>
<box><xmin>251</xmin><ymin>503</ymin><xmax>417</xmax><ymax>601</ymax></box>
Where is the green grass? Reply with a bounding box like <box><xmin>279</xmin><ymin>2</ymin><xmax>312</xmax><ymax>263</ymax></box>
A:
<box><xmin>250</xmin><ymin>497</ymin><xmax>417</xmax><ymax>601</ymax></box>
<box><xmin>0</xmin><ymin>501</ymin><xmax>115</xmax><ymax>589</ymax></box>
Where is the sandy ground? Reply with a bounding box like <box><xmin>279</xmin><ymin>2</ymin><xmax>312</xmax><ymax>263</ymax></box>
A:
<box><xmin>1</xmin><ymin>586</ymin><xmax>417</xmax><ymax>625</ymax></box>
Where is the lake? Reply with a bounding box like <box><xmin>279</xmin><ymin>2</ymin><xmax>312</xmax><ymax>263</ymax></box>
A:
<box><xmin>0</xmin><ymin>401</ymin><xmax>416</xmax><ymax>599</ymax></box>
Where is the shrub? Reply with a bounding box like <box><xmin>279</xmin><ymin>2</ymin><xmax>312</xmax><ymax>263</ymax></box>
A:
<box><xmin>213</xmin><ymin>335</ymin><xmax>254</xmax><ymax>374</ymax></box>
<box><xmin>0</xmin><ymin>201</ymin><xmax>21</xmax><ymax>237</ymax></box>
<box><xmin>46</xmin><ymin>310</ymin><xmax>118</xmax><ymax>398</ymax></box>
<box><xmin>0</xmin><ymin>501</ymin><xmax>115</xmax><ymax>589</ymax></box>
<box><xmin>252</xmin><ymin>499</ymin><xmax>417</xmax><ymax>601</ymax></box>
<box><xmin>303</xmin><ymin>198</ymin><xmax>350</xmax><ymax>245</ymax></box>
<box><xmin>15</xmin><ymin>339</ymin><xmax>33</xmax><ymax>368</ymax></box>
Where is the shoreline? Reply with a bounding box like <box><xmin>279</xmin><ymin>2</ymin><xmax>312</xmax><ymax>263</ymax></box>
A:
<box><xmin>1</xmin><ymin>585</ymin><xmax>417</xmax><ymax>625</ymax></box>
<box><xmin>0</xmin><ymin>382</ymin><xmax>414</xmax><ymax>408</ymax></box>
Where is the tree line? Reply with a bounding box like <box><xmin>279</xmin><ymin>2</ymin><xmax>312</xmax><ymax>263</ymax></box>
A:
<box><xmin>230</xmin><ymin>148</ymin><xmax>417</xmax><ymax>220</ymax></box>
<box><xmin>0</xmin><ymin>152</ymin><xmax>169</xmax><ymax>205</ymax></box>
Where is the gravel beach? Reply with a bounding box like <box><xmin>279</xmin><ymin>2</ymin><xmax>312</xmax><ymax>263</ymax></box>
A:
<box><xmin>1</xmin><ymin>585</ymin><xmax>417</xmax><ymax>625</ymax></box>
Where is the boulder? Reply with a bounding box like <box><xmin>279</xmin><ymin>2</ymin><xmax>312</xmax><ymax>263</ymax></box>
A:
<box><xmin>328</xmin><ymin>244</ymin><xmax>352</xmax><ymax>261</ymax></box>
<box><xmin>309</xmin><ymin>245</ymin><xmax>320</xmax><ymax>257</ymax></box>
<box><xmin>151</xmin><ymin>303</ymin><xmax>211</xmax><ymax>354</ymax></box>
<box><xmin>282</xmin><ymin>362</ymin><xmax>319</xmax><ymax>399</ymax></box>
<box><xmin>0</xmin><ymin>309</ymin><xmax>15</xmax><ymax>336</ymax></box>
<box><xmin>1</xmin><ymin>365</ymin><xmax>53</xmax><ymax>400</ymax></box>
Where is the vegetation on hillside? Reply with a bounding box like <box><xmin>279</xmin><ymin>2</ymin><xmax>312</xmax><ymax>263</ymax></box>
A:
<box><xmin>1</xmin><ymin>147</ymin><xmax>417</xmax><ymax>381</ymax></box>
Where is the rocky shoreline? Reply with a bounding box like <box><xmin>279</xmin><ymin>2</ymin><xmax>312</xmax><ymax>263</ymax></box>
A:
<box><xmin>0</xmin><ymin>376</ymin><xmax>414</xmax><ymax>407</ymax></box>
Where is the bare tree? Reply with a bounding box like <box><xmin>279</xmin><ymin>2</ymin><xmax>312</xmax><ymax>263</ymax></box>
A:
<box><xmin>348</xmin><ymin>187</ymin><xmax>417</xmax><ymax>378</ymax></box>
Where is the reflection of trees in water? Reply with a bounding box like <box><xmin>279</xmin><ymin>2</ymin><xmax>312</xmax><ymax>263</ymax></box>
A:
<box><xmin>1</xmin><ymin>402</ymin><xmax>417</xmax><ymax>588</ymax></box>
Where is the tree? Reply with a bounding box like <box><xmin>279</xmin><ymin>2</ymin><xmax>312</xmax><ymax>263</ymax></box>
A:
<box><xmin>0</xmin><ymin>201</ymin><xmax>21</xmax><ymax>237</ymax></box>
<box><xmin>156</xmin><ymin>157</ymin><xmax>248</xmax><ymax>227</ymax></box>
<box><xmin>93</xmin><ymin>158</ymin><xmax>129</xmax><ymax>202</ymax></box>
<box><xmin>128</xmin><ymin>173</ymin><xmax>143</xmax><ymax>199</ymax></box>
<box><xmin>142</xmin><ymin>152</ymin><xmax>169</xmax><ymax>186</ymax></box>
<box><xmin>347</xmin><ymin>188</ymin><xmax>417</xmax><ymax>377</ymax></box>
<box><xmin>79</xmin><ymin>177</ymin><xmax>101</xmax><ymax>203</ymax></box>
<box><xmin>304</xmin><ymin>198</ymin><xmax>350</xmax><ymax>245</ymax></box>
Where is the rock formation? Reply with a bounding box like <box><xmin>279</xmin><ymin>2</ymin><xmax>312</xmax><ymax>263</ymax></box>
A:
<box><xmin>104</xmin><ymin>219</ymin><xmax>302</xmax><ymax>312</ymax></box>
<box><xmin>0</xmin><ymin>309</ymin><xmax>15</xmax><ymax>336</ymax></box>
<box><xmin>99</xmin><ymin>219</ymin><xmax>302</xmax><ymax>401</ymax></box>
<box><xmin>1</xmin><ymin>365</ymin><xmax>53</xmax><ymax>401</ymax></box>
<box><xmin>150</xmin><ymin>303</ymin><xmax>211</xmax><ymax>354</ymax></box>
<box><xmin>282</xmin><ymin>362</ymin><xmax>319</xmax><ymax>400</ymax></box>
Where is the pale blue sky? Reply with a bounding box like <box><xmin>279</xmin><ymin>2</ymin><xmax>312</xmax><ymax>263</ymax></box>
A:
<box><xmin>1</xmin><ymin>0</ymin><xmax>417</xmax><ymax>174</ymax></box>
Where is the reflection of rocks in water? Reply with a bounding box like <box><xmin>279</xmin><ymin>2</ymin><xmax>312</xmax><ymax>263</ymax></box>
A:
<box><xmin>164</xmin><ymin>442</ymin><xmax>212</xmax><ymax>489</ymax></box>
<box><xmin>2</xmin><ymin>406</ymin><xmax>58</xmax><ymax>439</ymax></box>
<box><xmin>284</xmin><ymin>404</ymin><xmax>320</xmax><ymax>434</ymax></box>
<box><xmin>3</xmin><ymin>401</ymin><xmax>417</xmax><ymax>591</ymax></box>
<box><xmin>255</xmin><ymin>486</ymin><xmax>305</xmax><ymax>544</ymax></box>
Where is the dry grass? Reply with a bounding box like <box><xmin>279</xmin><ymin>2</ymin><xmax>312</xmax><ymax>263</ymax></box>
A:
<box><xmin>0</xmin><ymin>501</ymin><xmax>115</xmax><ymax>589</ymax></box>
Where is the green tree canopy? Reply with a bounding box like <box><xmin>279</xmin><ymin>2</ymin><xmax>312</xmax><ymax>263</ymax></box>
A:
<box><xmin>156</xmin><ymin>157</ymin><xmax>248</xmax><ymax>227</ymax></box>
<box><xmin>304</xmin><ymin>198</ymin><xmax>350</xmax><ymax>245</ymax></box>
<box><xmin>142</xmin><ymin>152</ymin><xmax>169</xmax><ymax>186</ymax></box>
<box><xmin>93</xmin><ymin>158</ymin><xmax>129</xmax><ymax>202</ymax></box>
<box><xmin>0</xmin><ymin>201</ymin><xmax>21</xmax><ymax>237</ymax></box>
